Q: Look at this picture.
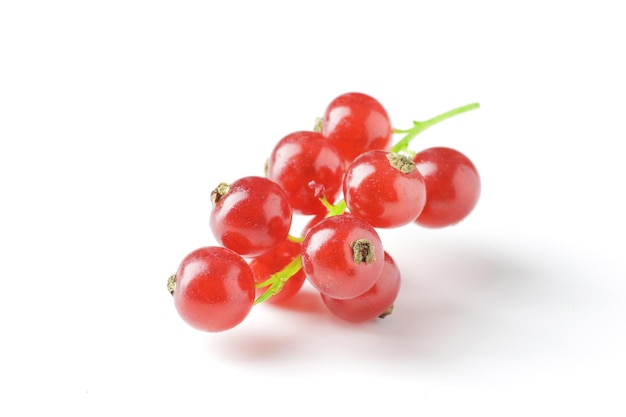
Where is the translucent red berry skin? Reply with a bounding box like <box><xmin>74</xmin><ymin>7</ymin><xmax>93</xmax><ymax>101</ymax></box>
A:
<box><xmin>210</xmin><ymin>176</ymin><xmax>292</xmax><ymax>257</ymax></box>
<box><xmin>413</xmin><ymin>147</ymin><xmax>480</xmax><ymax>228</ymax></box>
<box><xmin>321</xmin><ymin>251</ymin><xmax>401</xmax><ymax>323</ymax></box>
<box><xmin>173</xmin><ymin>246</ymin><xmax>255</xmax><ymax>332</ymax></box>
<box><xmin>321</xmin><ymin>92</ymin><xmax>393</xmax><ymax>164</ymax></box>
<box><xmin>266</xmin><ymin>131</ymin><xmax>344</xmax><ymax>215</ymax></box>
<box><xmin>249</xmin><ymin>239</ymin><xmax>306</xmax><ymax>304</ymax></box>
<box><xmin>301</xmin><ymin>214</ymin><xmax>384</xmax><ymax>300</ymax></box>
<box><xmin>343</xmin><ymin>150</ymin><xmax>427</xmax><ymax>228</ymax></box>
<box><xmin>301</xmin><ymin>212</ymin><xmax>327</xmax><ymax>238</ymax></box>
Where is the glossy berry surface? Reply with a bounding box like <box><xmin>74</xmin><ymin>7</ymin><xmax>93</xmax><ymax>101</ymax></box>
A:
<box><xmin>266</xmin><ymin>131</ymin><xmax>344</xmax><ymax>215</ymax></box>
<box><xmin>168</xmin><ymin>94</ymin><xmax>482</xmax><ymax>333</ymax></box>
<box><xmin>301</xmin><ymin>214</ymin><xmax>384</xmax><ymax>300</ymax></box>
<box><xmin>172</xmin><ymin>246</ymin><xmax>255</xmax><ymax>332</ymax></box>
<box><xmin>321</xmin><ymin>251</ymin><xmax>401</xmax><ymax>323</ymax></box>
<box><xmin>249</xmin><ymin>239</ymin><xmax>306</xmax><ymax>304</ymax></box>
<box><xmin>343</xmin><ymin>150</ymin><xmax>427</xmax><ymax>228</ymax></box>
<box><xmin>210</xmin><ymin>176</ymin><xmax>292</xmax><ymax>257</ymax></box>
<box><xmin>413</xmin><ymin>147</ymin><xmax>480</xmax><ymax>228</ymax></box>
<box><xmin>321</xmin><ymin>92</ymin><xmax>393</xmax><ymax>164</ymax></box>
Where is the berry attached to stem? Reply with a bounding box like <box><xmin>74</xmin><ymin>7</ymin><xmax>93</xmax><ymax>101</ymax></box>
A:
<box><xmin>254</xmin><ymin>254</ymin><xmax>303</xmax><ymax>304</ymax></box>
<box><xmin>167</xmin><ymin>93</ymin><xmax>482</xmax><ymax>333</ymax></box>
<box><xmin>253</xmin><ymin>192</ymin><xmax>351</xmax><ymax>305</ymax></box>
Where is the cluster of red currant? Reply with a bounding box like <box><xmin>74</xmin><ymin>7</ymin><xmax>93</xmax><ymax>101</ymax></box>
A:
<box><xmin>167</xmin><ymin>92</ymin><xmax>481</xmax><ymax>332</ymax></box>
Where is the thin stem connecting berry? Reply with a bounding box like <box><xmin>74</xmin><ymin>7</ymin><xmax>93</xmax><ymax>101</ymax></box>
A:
<box><xmin>254</xmin><ymin>194</ymin><xmax>348</xmax><ymax>305</ymax></box>
<box><xmin>320</xmin><ymin>196</ymin><xmax>347</xmax><ymax>217</ymax></box>
<box><xmin>254</xmin><ymin>255</ymin><xmax>303</xmax><ymax>304</ymax></box>
<box><xmin>287</xmin><ymin>234</ymin><xmax>304</xmax><ymax>243</ymax></box>
<box><xmin>390</xmin><ymin>102</ymin><xmax>480</xmax><ymax>154</ymax></box>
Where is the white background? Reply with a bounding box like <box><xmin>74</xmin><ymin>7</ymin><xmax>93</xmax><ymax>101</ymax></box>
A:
<box><xmin>1</xmin><ymin>1</ymin><xmax>625</xmax><ymax>415</ymax></box>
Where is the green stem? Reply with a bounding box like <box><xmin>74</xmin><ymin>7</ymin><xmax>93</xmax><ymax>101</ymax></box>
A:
<box><xmin>254</xmin><ymin>196</ymin><xmax>347</xmax><ymax>304</ymax></box>
<box><xmin>254</xmin><ymin>255</ymin><xmax>302</xmax><ymax>305</ymax></box>
<box><xmin>287</xmin><ymin>234</ymin><xmax>304</xmax><ymax>243</ymax></box>
<box><xmin>321</xmin><ymin>197</ymin><xmax>347</xmax><ymax>217</ymax></box>
<box><xmin>389</xmin><ymin>102</ymin><xmax>480</xmax><ymax>154</ymax></box>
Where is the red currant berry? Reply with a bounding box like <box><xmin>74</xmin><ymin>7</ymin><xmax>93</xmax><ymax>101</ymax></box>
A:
<box><xmin>249</xmin><ymin>239</ymin><xmax>306</xmax><ymax>304</ymax></box>
<box><xmin>170</xmin><ymin>246</ymin><xmax>255</xmax><ymax>332</ymax></box>
<box><xmin>266</xmin><ymin>131</ymin><xmax>344</xmax><ymax>215</ymax></box>
<box><xmin>413</xmin><ymin>147</ymin><xmax>480</xmax><ymax>228</ymax></box>
<box><xmin>301</xmin><ymin>214</ymin><xmax>384</xmax><ymax>300</ymax></box>
<box><xmin>343</xmin><ymin>150</ymin><xmax>427</xmax><ymax>228</ymax></box>
<box><xmin>321</xmin><ymin>251</ymin><xmax>401</xmax><ymax>323</ymax></box>
<box><xmin>301</xmin><ymin>212</ymin><xmax>328</xmax><ymax>238</ymax></box>
<box><xmin>210</xmin><ymin>176</ymin><xmax>292</xmax><ymax>257</ymax></box>
<box><xmin>321</xmin><ymin>92</ymin><xmax>393</xmax><ymax>164</ymax></box>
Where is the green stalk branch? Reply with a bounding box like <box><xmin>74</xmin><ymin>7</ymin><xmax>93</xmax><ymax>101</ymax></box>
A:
<box><xmin>390</xmin><ymin>102</ymin><xmax>480</xmax><ymax>154</ymax></box>
<box><xmin>254</xmin><ymin>255</ymin><xmax>303</xmax><ymax>305</ymax></box>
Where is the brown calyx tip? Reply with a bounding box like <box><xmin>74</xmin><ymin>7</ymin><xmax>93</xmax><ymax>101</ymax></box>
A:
<box><xmin>167</xmin><ymin>274</ymin><xmax>176</xmax><ymax>296</ymax></box>
<box><xmin>210</xmin><ymin>182</ymin><xmax>230</xmax><ymax>206</ymax></box>
<box><xmin>350</xmin><ymin>239</ymin><xmax>376</xmax><ymax>264</ymax></box>
<box><xmin>386</xmin><ymin>152</ymin><xmax>415</xmax><ymax>174</ymax></box>
<box><xmin>378</xmin><ymin>304</ymin><xmax>394</xmax><ymax>319</ymax></box>
<box><xmin>313</xmin><ymin>117</ymin><xmax>323</xmax><ymax>133</ymax></box>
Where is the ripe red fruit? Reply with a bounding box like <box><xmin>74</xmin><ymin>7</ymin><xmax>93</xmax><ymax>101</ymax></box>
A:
<box><xmin>301</xmin><ymin>214</ymin><xmax>384</xmax><ymax>300</ymax></box>
<box><xmin>321</xmin><ymin>251</ymin><xmax>401</xmax><ymax>323</ymax></box>
<box><xmin>171</xmin><ymin>246</ymin><xmax>255</xmax><ymax>332</ymax></box>
<box><xmin>266</xmin><ymin>131</ymin><xmax>344</xmax><ymax>215</ymax></box>
<box><xmin>413</xmin><ymin>147</ymin><xmax>480</xmax><ymax>228</ymax></box>
<box><xmin>343</xmin><ymin>150</ymin><xmax>427</xmax><ymax>228</ymax></box>
<box><xmin>321</xmin><ymin>92</ymin><xmax>393</xmax><ymax>164</ymax></box>
<box><xmin>210</xmin><ymin>176</ymin><xmax>292</xmax><ymax>257</ymax></box>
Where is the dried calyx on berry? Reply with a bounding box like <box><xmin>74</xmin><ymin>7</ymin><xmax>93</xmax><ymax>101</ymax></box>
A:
<box><xmin>350</xmin><ymin>239</ymin><xmax>376</xmax><ymax>264</ymax></box>
<box><xmin>210</xmin><ymin>182</ymin><xmax>230</xmax><ymax>205</ymax></box>
<box><xmin>386</xmin><ymin>152</ymin><xmax>415</xmax><ymax>174</ymax></box>
<box><xmin>167</xmin><ymin>93</ymin><xmax>481</xmax><ymax>332</ymax></box>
